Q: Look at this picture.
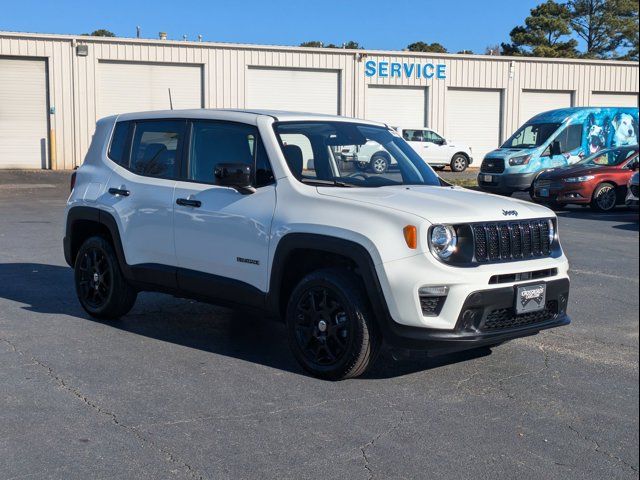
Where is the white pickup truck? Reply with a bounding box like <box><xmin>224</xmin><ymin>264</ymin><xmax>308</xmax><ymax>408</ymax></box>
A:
<box><xmin>340</xmin><ymin>127</ymin><xmax>473</xmax><ymax>173</ymax></box>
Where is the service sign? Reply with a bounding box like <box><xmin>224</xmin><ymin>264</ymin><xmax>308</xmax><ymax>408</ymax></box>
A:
<box><xmin>364</xmin><ymin>60</ymin><xmax>447</xmax><ymax>79</ymax></box>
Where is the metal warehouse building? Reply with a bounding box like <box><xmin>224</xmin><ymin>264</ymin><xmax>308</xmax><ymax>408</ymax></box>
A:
<box><xmin>0</xmin><ymin>30</ymin><xmax>638</xmax><ymax>170</ymax></box>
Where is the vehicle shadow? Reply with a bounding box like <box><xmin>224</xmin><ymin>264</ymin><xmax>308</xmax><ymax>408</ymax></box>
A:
<box><xmin>0</xmin><ymin>262</ymin><xmax>495</xmax><ymax>380</ymax></box>
<box><xmin>554</xmin><ymin>207</ymin><xmax>639</xmax><ymax>230</ymax></box>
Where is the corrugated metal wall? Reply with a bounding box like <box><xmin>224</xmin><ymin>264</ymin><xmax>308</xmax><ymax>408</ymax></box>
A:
<box><xmin>1</xmin><ymin>31</ymin><xmax>638</xmax><ymax>169</ymax></box>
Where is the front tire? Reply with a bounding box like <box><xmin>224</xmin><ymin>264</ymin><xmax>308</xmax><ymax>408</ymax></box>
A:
<box><xmin>450</xmin><ymin>154</ymin><xmax>469</xmax><ymax>172</ymax></box>
<box><xmin>591</xmin><ymin>183</ymin><xmax>618</xmax><ymax>212</ymax></box>
<box><xmin>74</xmin><ymin>236</ymin><xmax>137</xmax><ymax>319</ymax></box>
<box><xmin>285</xmin><ymin>268</ymin><xmax>380</xmax><ymax>380</ymax></box>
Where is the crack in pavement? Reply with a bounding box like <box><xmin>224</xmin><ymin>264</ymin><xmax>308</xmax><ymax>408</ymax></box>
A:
<box><xmin>0</xmin><ymin>336</ymin><xmax>207</xmax><ymax>480</ymax></box>
<box><xmin>359</xmin><ymin>409</ymin><xmax>407</xmax><ymax>479</ymax></box>
<box><xmin>567</xmin><ymin>424</ymin><xmax>638</xmax><ymax>474</ymax></box>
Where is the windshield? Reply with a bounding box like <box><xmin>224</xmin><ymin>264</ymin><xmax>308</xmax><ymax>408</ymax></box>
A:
<box><xmin>274</xmin><ymin>121</ymin><xmax>441</xmax><ymax>188</ymax></box>
<box><xmin>580</xmin><ymin>146</ymin><xmax>638</xmax><ymax>167</ymax></box>
<box><xmin>502</xmin><ymin>123</ymin><xmax>561</xmax><ymax>149</ymax></box>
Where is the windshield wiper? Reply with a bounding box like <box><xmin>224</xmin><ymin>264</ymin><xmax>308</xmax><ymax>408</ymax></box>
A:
<box><xmin>299</xmin><ymin>178</ymin><xmax>355</xmax><ymax>188</ymax></box>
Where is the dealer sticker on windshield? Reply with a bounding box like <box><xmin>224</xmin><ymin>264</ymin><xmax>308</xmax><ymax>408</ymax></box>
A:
<box><xmin>516</xmin><ymin>284</ymin><xmax>547</xmax><ymax>314</ymax></box>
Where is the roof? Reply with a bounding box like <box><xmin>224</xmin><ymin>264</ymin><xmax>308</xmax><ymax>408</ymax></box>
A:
<box><xmin>111</xmin><ymin>108</ymin><xmax>388</xmax><ymax>126</ymax></box>
<box><xmin>1</xmin><ymin>30</ymin><xmax>639</xmax><ymax>66</ymax></box>
<box><xmin>527</xmin><ymin>106</ymin><xmax>639</xmax><ymax>123</ymax></box>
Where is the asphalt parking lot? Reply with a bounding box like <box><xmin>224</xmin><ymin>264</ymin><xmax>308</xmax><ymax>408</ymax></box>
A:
<box><xmin>1</xmin><ymin>170</ymin><xmax>638</xmax><ymax>480</ymax></box>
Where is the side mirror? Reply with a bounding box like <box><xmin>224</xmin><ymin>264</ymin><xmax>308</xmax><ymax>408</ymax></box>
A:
<box><xmin>549</xmin><ymin>140</ymin><xmax>562</xmax><ymax>157</ymax></box>
<box><xmin>214</xmin><ymin>163</ymin><xmax>256</xmax><ymax>194</ymax></box>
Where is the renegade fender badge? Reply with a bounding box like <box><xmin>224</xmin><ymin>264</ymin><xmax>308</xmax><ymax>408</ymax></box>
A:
<box><xmin>236</xmin><ymin>257</ymin><xmax>260</xmax><ymax>265</ymax></box>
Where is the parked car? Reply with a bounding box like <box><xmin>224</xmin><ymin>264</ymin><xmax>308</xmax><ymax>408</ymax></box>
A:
<box><xmin>479</xmin><ymin>107</ymin><xmax>639</xmax><ymax>196</ymax></box>
<box><xmin>399</xmin><ymin>127</ymin><xmax>473</xmax><ymax>172</ymax></box>
<box><xmin>532</xmin><ymin>146</ymin><xmax>639</xmax><ymax>211</ymax></box>
<box><xmin>339</xmin><ymin>141</ymin><xmax>395</xmax><ymax>174</ymax></box>
<box><xmin>64</xmin><ymin>110</ymin><xmax>570</xmax><ymax>380</ymax></box>
<box><xmin>626</xmin><ymin>171</ymin><xmax>639</xmax><ymax>208</ymax></box>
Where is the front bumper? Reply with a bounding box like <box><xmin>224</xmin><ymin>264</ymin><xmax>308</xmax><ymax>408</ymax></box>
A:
<box><xmin>381</xmin><ymin>278</ymin><xmax>570</xmax><ymax>353</ymax></box>
<box><xmin>626</xmin><ymin>187</ymin><xmax>639</xmax><ymax>207</ymax></box>
<box><xmin>478</xmin><ymin>172</ymin><xmax>538</xmax><ymax>194</ymax></box>
<box><xmin>532</xmin><ymin>181</ymin><xmax>592</xmax><ymax>205</ymax></box>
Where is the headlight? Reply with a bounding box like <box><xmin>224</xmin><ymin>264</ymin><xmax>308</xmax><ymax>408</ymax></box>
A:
<box><xmin>564</xmin><ymin>175</ymin><xmax>594</xmax><ymax>183</ymax></box>
<box><xmin>429</xmin><ymin>225</ymin><xmax>458</xmax><ymax>259</ymax></box>
<box><xmin>509</xmin><ymin>155</ymin><xmax>531</xmax><ymax>166</ymax></box>
<box><xmin>547</xmin><ymin>219</ymin><xmax>556</xmax><ymax>244</ymax></box>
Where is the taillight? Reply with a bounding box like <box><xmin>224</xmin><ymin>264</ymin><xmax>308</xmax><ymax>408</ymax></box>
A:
<box><xmin>70</xmin><ymin>171</ymin><xmax>77</xmax><ymax>192</ymax></box>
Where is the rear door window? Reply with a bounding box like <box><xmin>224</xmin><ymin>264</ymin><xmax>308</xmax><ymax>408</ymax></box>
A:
<box><xmin>130</xmin><ymin>120</ymin><xmax>185</xmax><ymax>179</ymax></box>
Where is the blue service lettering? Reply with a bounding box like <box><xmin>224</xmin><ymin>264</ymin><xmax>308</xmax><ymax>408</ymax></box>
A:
<box><xmin>364</xmin><ymin>60</ymin><xmax>447</xmax><ymax>79</ymax></box>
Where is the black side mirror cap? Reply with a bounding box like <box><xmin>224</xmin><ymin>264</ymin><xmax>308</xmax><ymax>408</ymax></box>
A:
<box><xmin>214</xmin><ymin>163</ymin><xmax>256</xmax><ymax>195</ymax></box>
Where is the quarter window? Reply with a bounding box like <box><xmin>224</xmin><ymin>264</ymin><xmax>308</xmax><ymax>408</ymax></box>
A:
<box><xmin>189</xmin><ymin>121</ymin><xmax>274</xmax><ymax>186</ymax></box>
<box><xmin>130</xmin><ymin>120</ymin><xmax>184</xmax><ymax>179</ymax></box>
<box><xmin>108</xmin><ymin>121</ymin><xmax>131</xmax><ymax>167</ymax></box>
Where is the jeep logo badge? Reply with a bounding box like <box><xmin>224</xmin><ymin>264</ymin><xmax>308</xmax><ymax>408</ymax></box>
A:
<box><xmin>502</xmin><ymin>209</ymin><xmax>519</xmax><ymax>217</ymax></box>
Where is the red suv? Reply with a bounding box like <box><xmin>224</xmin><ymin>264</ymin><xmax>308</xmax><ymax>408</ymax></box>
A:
<box><xmin>532</xmin><ymin>146</ymin><xmax>639</xmax><ymax>212</ymax></box>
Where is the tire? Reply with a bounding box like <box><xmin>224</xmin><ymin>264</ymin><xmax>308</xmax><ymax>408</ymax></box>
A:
<box><xmin>285</xmin><ymin>268</ymin><xmax>381</xmax><ymax>380</ymax></box>
<box><xmin>590</xmin><ymin>183</ymin><xmax>618</xmax><ymax>212</ymax></box>
<box><xmin>354</xmin><ymin>161</ymin><xmax>369</xmax><ymax>172</ymax></box>
<box><xmin>450</xmin><ymin>154</ymin><xmax>469</xmax><ymax>172</ymax></box>
<box><xmin>74</xmin><ymin>236</ymin><xmax>137</xmax><ymax>319</ymax></box>
<box><xmin>369</xmin><ymin>154</ymin><xmax>389</xmax><ymax>174</ymax></box>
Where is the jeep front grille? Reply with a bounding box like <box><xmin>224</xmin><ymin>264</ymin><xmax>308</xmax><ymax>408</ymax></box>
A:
<box><xmin>472</xmin><ymin>220</ymin><xmax>552</xmax><ymax>263</ymax></box>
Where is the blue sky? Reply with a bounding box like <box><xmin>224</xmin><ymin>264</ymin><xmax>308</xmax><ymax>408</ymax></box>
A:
<box><xmin>2</xmin><ymin>0</ymin><xmax>542</xmax><ymax>53</ymax></box>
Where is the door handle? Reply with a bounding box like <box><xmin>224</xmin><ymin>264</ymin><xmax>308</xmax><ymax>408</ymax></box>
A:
<box><xmin>108</xmin><ymin>187</ymin><xmax>130</xmax><ymax>197</ymax></box>
<box><xmin>176</xmin><ymin>198</ymin><xmax>202</xmax><ymax>208</ymax></box>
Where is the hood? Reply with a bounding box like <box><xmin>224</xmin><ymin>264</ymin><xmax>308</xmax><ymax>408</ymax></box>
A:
<box><xmin>484</xmin><ymin>147</ymin><xmax>538</xmax><ymax>160</ymax></box>
<box><xmin>539</xmin><ymin>163</ymin><xmax>618</xmax><ymax>179</ymax></box>
<box><xmin>317</xmin><ymin>185</ymin><xmax>553</xmax><ymax>224</ymax></box>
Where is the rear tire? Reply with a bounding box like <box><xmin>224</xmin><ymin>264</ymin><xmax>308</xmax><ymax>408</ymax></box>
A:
<box><xmin>74</xmin><ymin>236</ymin><xmax>137</xmax><ymax>319</ymax></box>
<box><xmin>285</xmin><ymin>268</ymin><xmax>380</xmax><ymax>380</ymax></box>
<box><xmin>369</xmin><ymin>154</ymin><xmax>389</xmax><ymax>174</ymax></box>
<box><xmin>450</xmin><ymin>154</ymin><xmax>469</xmax><ymax>172</ymax></box>
<box><xmin>591</xmin><ymin>183</ymin><xmax>618</xmax><ymax>212</ymax></box>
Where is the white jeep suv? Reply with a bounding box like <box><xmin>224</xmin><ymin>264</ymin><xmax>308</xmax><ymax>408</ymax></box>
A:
<box><xmin>64</xmin><ymin>110</ymin><xmax>570</xmax><ymax>380</ymax></box>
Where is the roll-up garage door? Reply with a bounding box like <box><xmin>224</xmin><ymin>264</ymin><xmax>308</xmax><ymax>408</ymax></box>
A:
<box><xmin>446</xmin><ymin>88</ymin><xmax>501</xmax><ymax>161</ymax></box>
<box><xmin>590</xmin><ymin>92</ymin><xmax>639</xmax><ymax>108</ymax></box>
<box><xmin>365</xmin><ymin>86</ymin><xmax>427</xmax><ymax>127</ymax></box>
<box><xmin>520</xmin><ymin>90</ymin><xmax>573</xmax><ymax>124</ymax></box>
<box><xmin>0</xmin><ymin>58</ymin><xmax>48</xmax><ymax>169</ymax></box>
<box><xmin>246</xmin><ymin>67</ymin><xmax>340</xmax><ymax>115</ymax></box>
<box><xmin>97</xmin><ymin>61</ymin><xmax>203</xmax><ymax>118</ymax></box>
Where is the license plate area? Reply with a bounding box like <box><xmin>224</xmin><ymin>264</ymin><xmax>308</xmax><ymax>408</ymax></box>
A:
<box><xmin>516</xmin><ymin>283</ymin><xmax>547</xmax><ymax>314</ymax></box>
<box><xmin>483</xmin><ymin>174</ymin><xmax>493</xmax><ymax>182</ymax></box>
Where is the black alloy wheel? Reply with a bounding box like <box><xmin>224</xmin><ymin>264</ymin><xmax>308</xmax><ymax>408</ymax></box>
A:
<box><xmin>591</xmin><ymin>183</ymin><xmax>618</xmax><ymax>212</ymax></box>
<box><xmin>293</xmin><ymin>286</ymin><xmax>351</xmax><ymax>367</ymax></box>
<box><xmin>74</xmin><ymin>236</ymin><xmax>137</xmax><ymax>319</ymax></box>
<box><xmin>77</xmin><ymin>247</ymin><xmax>112</xmax><ymax>309</ymax></box>
<box><xmin>286</xmin><ymin>269</ymin><xmax>380</xmax><ymax>380</ymax></box>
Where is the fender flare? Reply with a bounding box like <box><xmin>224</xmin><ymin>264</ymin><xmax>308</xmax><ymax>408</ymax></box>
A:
<box><xmin>266</xmin><ymin>233</ymin><xmax>391</xmax><ymax>324</ymax></box>
<box><xmin>64</xmin><ymin>206</ymin><xmax>132</xmax><ymax>278</ymax></box>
